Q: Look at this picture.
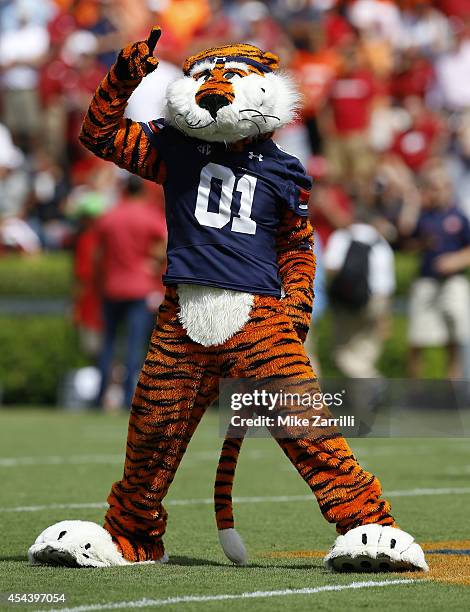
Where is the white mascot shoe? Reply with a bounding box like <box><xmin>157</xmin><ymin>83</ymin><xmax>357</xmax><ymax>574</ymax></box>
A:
<box><xmin>324</xmin><ymin>525</ymin><xmax>429</xmax><ymax>572</ymax></box>
<box><xmin>29</xmin><ymin>521</ymin><xmax>131</xmax><ymax>567</ymax></box>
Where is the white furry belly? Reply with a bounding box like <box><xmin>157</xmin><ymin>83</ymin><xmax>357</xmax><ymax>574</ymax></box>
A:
<box><xmin>177</xmin><ymin>284</ymin><xmax>254</xmax><ymax>347</ymax></box>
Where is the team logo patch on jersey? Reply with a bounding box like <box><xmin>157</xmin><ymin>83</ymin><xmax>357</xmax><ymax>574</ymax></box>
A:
<box><xmin>198</xmin><ymin>143</ymin><xmax>212</xmax><ymax>155</ymax></box>
<box><xmin>249</xmin><ymin>152</ymin><xmax>263</xmax><ymax>162</ymax></box>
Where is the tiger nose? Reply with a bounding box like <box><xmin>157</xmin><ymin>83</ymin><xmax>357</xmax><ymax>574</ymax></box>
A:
<box><xmin>198</xmin><ymin>94</ymin><xmax>230</xmax><ymax>119</ymax></box>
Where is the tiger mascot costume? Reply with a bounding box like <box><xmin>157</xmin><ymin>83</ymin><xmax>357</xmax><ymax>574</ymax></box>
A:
<box><xmin>29</xmin><ymin>27</ymin><xmax>428</xmax><ymax>573</ymax></box>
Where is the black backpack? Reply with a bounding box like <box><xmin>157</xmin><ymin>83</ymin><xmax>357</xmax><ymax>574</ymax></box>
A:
<box><xmin>328</xmin><ymin>238</ymin><xmax>375</xmax><ymax>309</ymax></box>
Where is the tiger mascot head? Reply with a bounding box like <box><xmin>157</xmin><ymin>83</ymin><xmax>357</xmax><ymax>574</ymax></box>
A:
<box><xmin>165</xmin><ymin>43</ymin><xmax>300</xmax><ymax>143</ymax></box>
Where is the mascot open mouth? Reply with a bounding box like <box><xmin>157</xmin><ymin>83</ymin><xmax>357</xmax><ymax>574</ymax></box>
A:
<box><xmin>165</xmin><ymin>43</ymin><xmax>300</xmax><ymax>143</ymax></box>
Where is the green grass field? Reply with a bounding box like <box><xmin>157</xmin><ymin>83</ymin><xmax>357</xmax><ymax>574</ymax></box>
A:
<box><xmin>1</xmin><ymin>409</ymin><xmax>470</xmax><ymax>612</ymax></box>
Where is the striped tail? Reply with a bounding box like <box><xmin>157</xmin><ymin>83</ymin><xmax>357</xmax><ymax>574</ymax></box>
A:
<box><xmin>214</xmin><ymin>432</ymin><xmax>248</xmax><ymax>565</ymax></box>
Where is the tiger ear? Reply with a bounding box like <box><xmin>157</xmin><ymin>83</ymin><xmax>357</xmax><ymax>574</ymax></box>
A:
<box><xmin>262</xmin><ymin>51</ymin><xmax>280</xmax><ymax>72</ymax></box>
<box><xmin>182</xmin><ymin>55</ymin><xmax>194</xmax><ymax>76</ymax></box>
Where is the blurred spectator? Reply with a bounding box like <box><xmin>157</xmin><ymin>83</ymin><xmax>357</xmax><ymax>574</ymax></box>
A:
<box><xmin>0</xmin><ymin>8</ymin><xmax>49</xmax><ymax>137</ymax></box>
<box><xmin>323</xmin><ymin>4</ymin><xmax>354</xmax><ymax>49</ymax></box>
<box><xmin>94</xmin><ymin>175</ymin><xmax>166</xmax><ymax>409</ymax></box>
<box><xmin>405</xmin><ymin>162</ymin><xmax>470</xmax><ymax>378</ymax></box>
<box><xmin>368</xmin><ymin>95</ymin><xmax>410</xmax><ymax>153</ymax></box>
<box><xmin>324</xmin><ymin>41</ymin><xmax>377</xmax><ymax>187</ymax></box>
<box><xmin>0</xmin><ymin>216</ymin><xmax>41</xmax><ymax>254</ymax></box>
<box><xmin>0</xmin><ymin>0</ymin><xmax>56</xmax><ymax>31</ymax></box>
<box><xmin>348</xmin><ymin>0</ymin><xmax>403</xmax><ymax>48</ymax></box>
<box><xmin>435</xmin><ymin>18</ymin><xmax>470</xmax><ymax>111</ymax></box>
<box><xmin>308</xmin><ymin>156</ymin><xmax>353</xmax><ymax>246</ymax></box>
<box><xmin>70</xmin><ymin>190</ymin><xmax>106</xmax><ymax>358</ymax></box>
<box><xmin>390</xmin><ymin>47</ymin><xmax>435</xmax><ymax>100</ymax></box>
<box><xmin>87</xmin><ymin>0</ymin><xmax>121</xmax><ymax>69</ymax></box>
<box><xmin>390</xmin><ymin>95</ymin><xmax>445</xmax><ymax>172</ymax></box>
<box><xmin>61</xmin><ymin>30</ymin><xmax>104</xmax><ymax>162</ymax></box>
<box><xmin>370</xmin><ymin>152</ymin><xmax>421</xmax><ymax>246</ymax></box>
<box><xmin>399</xmin><ymin>1</ymin><xmax>451</xmax><ymax>55</ymax></box>
<box><xmin>289</xmin><ymin>24</ymin><xmax>340</xmax><ymax>155</ymax></box>
<box><xmin>324</xmin><ymin>209</ymin><xmax>396</xmax><ymax>378</ymax></box>
<box><xmin>24</xmin><ymin>146</ymin><xmax>70</xmax><ymax>249</ymax></box>
<box><xmin>447</xmin><ymin>112</ymin><xmax>470</xmax><ymax>219</ymax></box>
<box><xmin>438</xmin><ymin>0</ymin><xmax>470</xmax><ymax>20</ymax></box>
<box><xmin>0</xmin><ymin>123</ymin><xmax>28</xmax><ymax>219</ymax></box>
<box><xmin>0</xmin><ymin>121</ymin><xmax>43</xmax><ymax>255</ymax></box>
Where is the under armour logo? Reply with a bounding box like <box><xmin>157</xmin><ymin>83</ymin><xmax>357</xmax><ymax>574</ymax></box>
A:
<box><xmin>198</xmin><ymin>144</ymin><xmax>212</xmax><ymax>155</ymax></box>
<box><xmin>248</xmin><ymin>152</ymin><xmax>263</xmax><ymax>162</ymax></box>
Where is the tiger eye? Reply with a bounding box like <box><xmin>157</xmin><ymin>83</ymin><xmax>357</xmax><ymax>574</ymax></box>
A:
<box><xmin>195</xmin><ymin>71</ymin><xmax>211</xmax><ymax>82</ymax></box>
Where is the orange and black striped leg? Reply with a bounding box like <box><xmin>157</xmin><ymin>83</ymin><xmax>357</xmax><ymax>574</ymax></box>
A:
<box><xmin>106</xmin><ymin>368</ymin><xmax>219</xmax><ymax>562</ymax></box>
<box><xmin>104</xmin><ymin>304</ymin><xmax>218</xmax><ymax>562</ymax></box>
<box><xmin>222</xmin><ymin>297</ymin><xmax>396</xmax><ymax>535</ymax></box>
<box><xmin>274</xmin><ymin>434</ymin><xmax>396</xmax><ymax>535</ymax></box>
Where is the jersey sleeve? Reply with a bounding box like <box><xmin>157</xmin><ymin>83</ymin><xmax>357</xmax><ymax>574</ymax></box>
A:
<box><xmin>139</xmin><ymin>118</ymin><xmax>173</xmax><ymax>182</ymax></box>
<box><xmin>140</xmin><ymin>119</ymin><xmax>166</xmax><ymax>149</ymax></box>
<box><xmin>281</xmin><ymin>155</ymin><xmax>313</xmax><ymax>217</ymax></box>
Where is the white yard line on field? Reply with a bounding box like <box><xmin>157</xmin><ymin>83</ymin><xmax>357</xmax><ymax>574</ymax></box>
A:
<box><xmin>2</xmin><ymin>486</ymin><xmax>470</xmax><ymax>514</ymax></box>
<box><xmin>2</xmin><ymin>441</ymin><xmax>465</xmax><ymax>468</ymax></box>
<box><xmin>0</xmin><ymin>450</ymin><xmax>266</xmax><ymax>468</ymax></box>
<box><xmin>0</xmin><ymin>455</ymin><xmax>122</xmax><ymax>467</ymax></box>
<box><xmin>38</xmin><ymin>579</ymin><xmax>416</xmax><ymax>612</ymax></box>
<box><xmin>445</xmin><ymin>464</ymin><xmax>470</xmax><ymax>474</ymax></box>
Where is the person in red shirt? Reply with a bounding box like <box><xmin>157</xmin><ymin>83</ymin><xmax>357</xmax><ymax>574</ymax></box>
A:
<box><xmin>390</xmin><ymin>48</ymin><xmax>435</xmax><ymax>101</ymax></box>
<box><xmin>325</xmin><ymin>42</ymin><xmax>377</xmax><ymax>186</ymax></box>
<box><xmin>437</xmin><ymin>0</ymin><xmax>470</xmax><ymax>19</ymax></box>
<box><xmin>94</xmin><ymin>175</ymin><xmax>166</xmax><ymax>409</ymax></box>
<box><xmin>329</xmin><ymin>49</ymin><xmax>375</xmax><ymax>134</ymax></box>
<box><xmin>390</xmin><ymin>95</ymin><xmax>444</xmax><ymax>172</ymax></box>
<box><xmin>324</xmin><ymin>5</ymin><xmax>354</xmax><ymax>49</ymax></box>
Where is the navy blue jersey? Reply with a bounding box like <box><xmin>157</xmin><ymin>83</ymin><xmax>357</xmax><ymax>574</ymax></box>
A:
<box><xmin>413</xmin><ymin>206</ymin><xmax>470</xmax><ymax>279</ymax></box>
<box><xmin>141</xmin><ymin>119</ymin><xmax>312</xmax><ymax>296</ymax></box>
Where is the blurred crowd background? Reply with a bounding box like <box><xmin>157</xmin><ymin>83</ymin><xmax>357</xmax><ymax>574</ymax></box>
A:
<box><xmin>1</xmin><ymin>0</ymin><xmax>470</xmax><ymax>408</ymax></box>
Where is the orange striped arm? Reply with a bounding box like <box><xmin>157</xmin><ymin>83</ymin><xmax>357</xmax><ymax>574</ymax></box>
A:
<box><xmin>79</xmin><ymin>66</ymin><xmax>164</xmax><ymax>181</ymax></box>
<box><xmin>79</xmin><ymin>28</ymin><xmax>164</xmax><ymax>181</ymax></box>
<box><xmin>277</xmin><ymin>209</ymin><xmax>315</xmax><ymax>342</ymax></box>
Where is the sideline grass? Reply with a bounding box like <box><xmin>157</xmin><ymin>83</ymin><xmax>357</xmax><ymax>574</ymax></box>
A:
<box><xmin>0</xmin><ymin>409</ymin><xmax>469</xmax><ymax>611</ymax></box>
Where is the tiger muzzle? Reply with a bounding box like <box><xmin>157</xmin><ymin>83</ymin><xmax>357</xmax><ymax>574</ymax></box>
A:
<box><xmin>197</xmin><ymin>93</ymin><xmax>231</xmax><ymax>119</ymax></box>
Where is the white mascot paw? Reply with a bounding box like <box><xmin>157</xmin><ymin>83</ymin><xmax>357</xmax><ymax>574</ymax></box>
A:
<box><xmin>324</xmin><ymin>525</ymin><xmax>429</xmax><ymax>573</ymax></box>
<box><xmin>218</xmin><ymin>528</ymin><xmax>248</xmax><ymax>566</ymax></box>
<box><xmin>28</xmin><ymin>520</ymin><xmax>130</xmax><ymax>567</ymax></box>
